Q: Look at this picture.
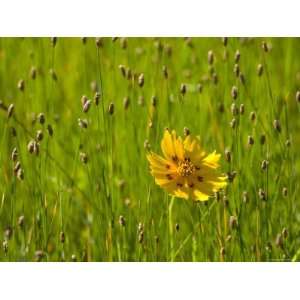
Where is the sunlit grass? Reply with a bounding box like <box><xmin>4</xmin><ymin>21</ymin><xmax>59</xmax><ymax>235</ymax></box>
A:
<box><xmin>0</xmin><ymin>37</ymin><xmax>299</xmax><ymax>261</ymax></box>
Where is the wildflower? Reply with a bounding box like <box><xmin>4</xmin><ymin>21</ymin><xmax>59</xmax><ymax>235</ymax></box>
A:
<box><xmin>147</xmin><ymin>130</ymin><xmax>227</xmax><ymax>201</ymax></box>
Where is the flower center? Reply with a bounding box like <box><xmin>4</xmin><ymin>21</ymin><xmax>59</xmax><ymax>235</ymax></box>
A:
<box><xmin>177</xmin><ymin>158</ymin><xmax>195</xmax><ymax>177</ymax></box>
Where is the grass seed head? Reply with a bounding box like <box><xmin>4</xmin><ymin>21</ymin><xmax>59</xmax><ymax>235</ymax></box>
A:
<box><xmin>17</xmin><ymin>168</ymin><xmax>24</xmax><ymax>181</ymax></box>
<box><xmin>118</xmin><ymin>65</ymin><xmax>126</xmax><ymax>77</ymax></box>
<box><xmin>183</xmin><ymin>127</ymin><xmax>190</xmax><ymax>136</ymax></box>
<box><xmin>222</xmin><ymin>37</ymin><xmax>228</xmax><ymax>46</ymax></box>
<box><xmin>49</xmin><ymin>69</ymin><xmax>57</xmax><ymax>81</ymax></box>
<box><xmin>17</xmin><ymin>79</ymin><xmax>25</xmax><ymax>91</ymax></box>
<box><xmin>126</xmin><ymin>68</ymin><xmax>132</xmax><ymax>80</ymax></box>
<box><xmin>180</xmin><ymin>83</ymin><xmax>187</xmax><ymax>95</ymax></box>
<box><xmin>247</xmin><ymin>135</ymin><xmax>254</xmax><ymax>146</ymax></box>
<box><xmin>225</xmin><ymin>148</ymin><xmax>232</xmax><ymax>162</ymax></box>
<box><xmin>273</xmin><ymin>119</ymin><xmax>281</xmax><ymax>133</ymax></box>
<box><xmin>208</xmin><ymin>50</ymin><xmax>214</xmax><ymax>65</ymax></box>
<box><xmin>11</xmin><ymin>147</ymin><xmax>18</xmax><ymax>162</ymax></box>
<box><xmin>83</xmin><ymin>99</ymin><xmax>92</xmax><ymax>113</ymax></box>
<box><xmin>239</xmin><ymin>72</ymin><xmax>246</xmax><ymax>85</ymax></box>
<box><xmin>231</xmin><ymin>86</ymin><xmax>238</xmax><ymax>100</ymax></box>
<box><xmin>223</xmin><ymin>195</ymin><xmax>229</xmax><ymax>206</ymax></box>
<box><xmin>257</xmin><ymin>64</ymin><xmax>263</xmax><ymax>76</ymax></box>
<box><xmin>33</xmin><ymin>142</ymin><xmax>40</xmax><ymax>155</ymax></box>
<box><xmin>120</xmin><ymin>37</ymin><xmax>127</xmax><ymax>49</ymax></box>
<box><xmin>119</xmin><ymin>215</ymin><xmax>126</xmax><ymax>227</ymax></box>
<box><xmin>242</xmin><ymin>191</ymin><xmax>249</xmax><ymax>203</ymax></box>
<box><xmin>71</xmin><ymin>254</ymin><xmax>77</xmax><ymax>262</ymax></box>
<box><xmin>235</xmin><ymin>50</ymin><xmax>240</xmax><ymax>63</ymax></box>
<box><xmin>36</xmin><ymin>130</ymin><xmax>43</xmax><ymax>142</ymax></box>
<box><xmin>262</xmin><ymin>41</ymin><xmax>269</xmax><ymax>52</ymax></box>
<box><xmin>7</xmin><ymin>104</ymin><xmax>14</xmax><ymax>118</ymax></box>
<box><xmin>231</xmin><ymin>103</ymin><xmax>238</xmax><ymax>116</ymax></box>
<box><xmin>212</xmin><ymin>73</ymin><xmax>218</xmax><ymax>85</ymax></box>
<box><xmin>282</xmin><ymin>228</ymin><xmax>288</xmax><ymax>239</ymax></box>
<box><xmin>239</xmin><ymin>103</ymin><xmax>245</xmax><ymax>115</ymax></box>
<box><xmin>3</xmin><ymin>240</ymin><xmax>8</xmax><ymax>253</ymax></box>
<box><xmin>80</xmin><ymin>152</ymin><xmax>88</xmax><ymax>164</ymax></box>
<box><xmin>250</xmin><ymin>111</ymin><xmax>256</xmax><ymax>122</ymax></box>
<box><xmin>229</xmin><ymin>216</ymin><xmax>238</xmax><ymax>230</ymax></box>
<box><xmin>258</xmin><ymin>188</ymin><xmax>266</xmax><ymax>201</ymax></box>
<box><xmin>144</xmin><ymin>139</ymin><xmax>151</xmax><ymax>151</ymax></box>
<box><xmin>47</xmin><ymin>124</ymin><xmax>54</xmax><ymax>136</ymax></box>
<box><xmin>230</xmin><ymin>118</ymin><xmax>236</xmax><ymax>129</ymax></box>
<box><xmin>261</xmin><ymin>159</ymin><xmax>269</xmax><ymax>171</ymax></box>
<box><xmin>81</xmin><ymin>95</ymin><xmax>88</xmax><ymax>106</ymax></box>
<box><xmin>233</xmin><ymin>64</ymin><xmax>240</xmax><ymax>77</ymax></box>
<box><xmin>285</xmin><ymin>139</ymin><xmax>291</xmax><ymax>147</ymax></box>
<box><xmin>51</xmin><ymin>37</ymin><xmax>57</xmax><ymax>47</ymax></box>
<box><xmin>296</xmin><ymin>91</ymin><xmax>300</xmax><ymax>103</ymax></box>
<box><xmin>282</xmin><ymin>187</ymin><xmax>288</xmax><ymax>197</ymax></box>
<box><xmin>30</xmin><ymin>66</ymin><xmax>37</xmax><ymax>79</ymax></box>
<box><xmin>123</xmin><ymin>96</ymin><xmax>130</xmax><ymax>110</ymax></box>
<box><xmin>94</xmin><ymin>92</ymin><xmax>100</xmax><ymax>105</ymax></box>
<box><xmin>35</xmin><ymin>250</ymin><xmax>44</xmax><ymax>261</ymax></box>
<box><xmin>18</xmin><ymin>215</ymin><xmax>25</xmax><ymax>227</ymax></box>
<box><xmin>4</xmin><ymin>226</ymin><xmax>13</xmax><ymax>240</ymax></box>
<box><xmin>27</xmin><ymin>140</ymin><xmax>35</xmax><ymax>154</ymax></box>
<box><xmin>14</xmin><ymin>161</ymin><xmax>21</xmax><ymax>174</ymax></box>
<box><xmin>138</xmin><ymin>73</ymin><xmax>144</xmax><ymax>87</ymax></box>
<box><xmin>95</xmin><ymin>37</ymin><xmax>104</xmax><ymax>48</ymax></box>
<box><xmin>138</xmin><ymin>231</ymin><xmax>144</xmax><ymax>243</ymax></box>
<box><xmin>38</xmin><ymin>113</ymin><xmax>45</xmax><ymax>124</ymax></box>
<box><xmin>196</xmin><ymin>83</ymin><xmax>203</xmax><ymax>93</ymax></box>
<box><xmin>162</xmin><ymin>65</ymin><xmax>168</xmax><ymax>79</ymax></box>
<box><xmin>151</xmin><ymin>96</ymin><xmax>157</xmax><ymax>107</ymax></box>
<box><xmin>108</xmin><ymin>102</ymin><xmax>114</xmax><ymax>115</ymax></box>
<box><xmin>60</xmin><ymin>231</ymin><xmax>65</xmax><ymax>243</ymax></box>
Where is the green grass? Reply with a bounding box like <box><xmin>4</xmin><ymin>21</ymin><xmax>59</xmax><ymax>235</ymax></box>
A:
<box><xmin>0</xmin><ymin>37</ymin><xmax>299</xmax><ymax>262</ymax></box>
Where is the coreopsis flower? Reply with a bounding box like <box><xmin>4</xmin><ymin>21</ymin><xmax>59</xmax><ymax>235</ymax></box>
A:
<box><xmin>147</xmin><ymin>129</ymin><xmax>227</xmax><ymax>201</ymax></box>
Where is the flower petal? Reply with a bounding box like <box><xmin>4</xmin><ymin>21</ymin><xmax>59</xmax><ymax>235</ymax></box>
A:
<box><xmin>161</xmin><ymin>130</ymin><xmax>176</xmax><ymax>160</ymax></box>
<box><xmin>202</xmin><ymin>151</ymin><xmax>221</xmax><ymax>168</ymax></box>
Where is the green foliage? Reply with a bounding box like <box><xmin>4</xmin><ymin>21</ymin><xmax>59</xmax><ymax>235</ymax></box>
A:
<box><xmin>0</xmin><ymin>37</ymin><xmax>299</xmax><ymax>261</ymax></box>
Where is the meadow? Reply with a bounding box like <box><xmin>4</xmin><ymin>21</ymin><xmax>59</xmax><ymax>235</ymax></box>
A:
<box><xmin>0</xmin><ymin>37</ymin><xmax>299</xmax><ymax>262</ymax></box>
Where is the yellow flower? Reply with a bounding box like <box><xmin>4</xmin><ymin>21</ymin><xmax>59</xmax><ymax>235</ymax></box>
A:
<box><xmin>147</xmin><ymin>129</ymin><xmax>227</xmax><ymax>201</ymax></box>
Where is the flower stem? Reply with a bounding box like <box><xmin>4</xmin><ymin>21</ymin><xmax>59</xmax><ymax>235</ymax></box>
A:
<box><xmin>168</xmin><ymin>196</ymin><xmax>175</xmax><ymax>261</ymax></box>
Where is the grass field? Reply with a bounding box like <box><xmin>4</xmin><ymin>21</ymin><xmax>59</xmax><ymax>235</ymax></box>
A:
<box><xmin>0</xmin><ymin>37</ymin><xmax>299</xmax><ymax>262</ymax></box>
